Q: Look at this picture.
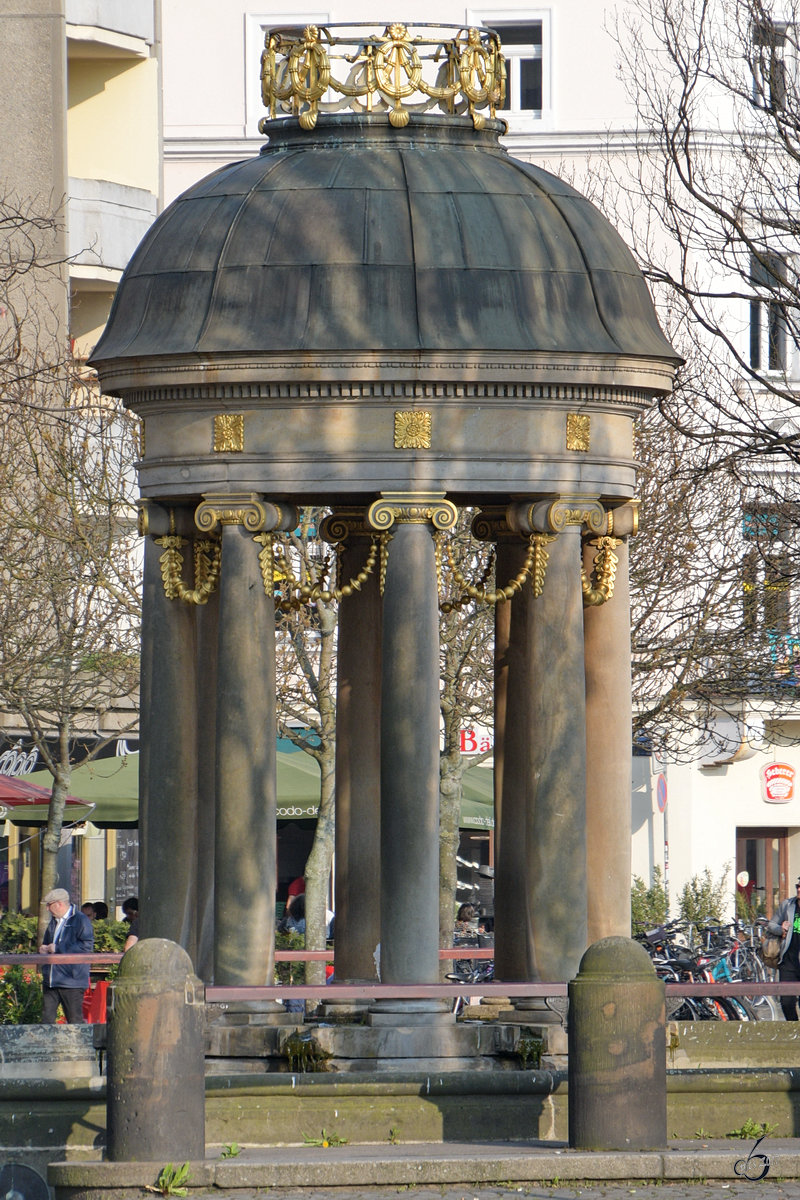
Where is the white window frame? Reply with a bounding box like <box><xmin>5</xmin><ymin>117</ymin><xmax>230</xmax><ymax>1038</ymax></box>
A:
<box><xmin>748</xmin><ymin>250</ymin><xmax>798</xmax><ymax>379</ymax></box>
<box><xmin>468</xmin><ymin>8</ymin><xmax>552</xmax><ymax>132</ymax></box>
<box><xmin>244</xmin><ymin>11</ymin><xmax>330</xmax><ymax>139</ymax></box>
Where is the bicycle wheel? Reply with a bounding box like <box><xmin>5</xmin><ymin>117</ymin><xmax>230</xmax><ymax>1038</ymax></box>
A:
<box><xmin>719</xmin><ymin>996</ymin><xmax>756</xmax><ymax>1021</ymax></box>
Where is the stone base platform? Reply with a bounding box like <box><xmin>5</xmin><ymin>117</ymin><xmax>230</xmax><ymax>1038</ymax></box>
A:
<box><xmin>205</xmin><ymin>1017</ymin><xmax>548</xmax><ymax>1073</ymax></box>
<box><xmin>47</xmin><ymin>1137</ymin><xmax>800</xmax><ymax>1199</ymax></box>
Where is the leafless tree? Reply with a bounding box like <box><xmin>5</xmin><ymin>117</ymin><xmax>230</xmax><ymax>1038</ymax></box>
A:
<box><xmin>0</xmin><ymin>194</ymin><xmax>141</xmax><ymax>934</ymax></box>
<box><xmin>609</xmin><ymin>0</ymin><xmax>800</xmax><ymax>459</ymax></box>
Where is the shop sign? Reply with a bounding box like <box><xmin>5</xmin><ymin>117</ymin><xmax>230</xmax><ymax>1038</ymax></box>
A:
<box><xmin>460</xmin><ymin>727</ymin><xmax>493</xmax><ymax>754</ymax></box>
<box><xmin>761</xmin><ymin>762</ymin><xmax>796</xmax><ymax>804</ymax></box>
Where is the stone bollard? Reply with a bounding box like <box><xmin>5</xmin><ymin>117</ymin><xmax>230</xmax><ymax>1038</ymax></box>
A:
<box><xmin>107</xmin><ymin>939</ymin><xmax>205</xmax><ymax>1162</ymax></box>
<box><xmin>568</xmin><ymin>936</ymin><xmax>665</xmax><ymax>1150</ymax></box>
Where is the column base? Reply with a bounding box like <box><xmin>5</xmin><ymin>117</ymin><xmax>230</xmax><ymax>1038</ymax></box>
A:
<box><xmin>510</xmin><ymin>996</ymin><xmax>567</xmax><ymax>1026</ymax></box>
<box><xmin>367</xmin><ymin>999</ymin><xmax>454</xmax><ymax>1027</ymax></box>
<box><xmin>207</xmin><ymin>1000</ymin><xmax>296</xmax><ymax>1026</ymax></box>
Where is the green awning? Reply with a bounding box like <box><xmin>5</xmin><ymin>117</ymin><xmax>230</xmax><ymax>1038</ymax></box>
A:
<box><xmin>17</xmin><ymin>749</ymin><xmax>495</xmax><ymax>830</ymax></box>
<box><xmin>22</xmin><ymin>756</ymin><xmax>139</xmax><ymax>827</ymax></box>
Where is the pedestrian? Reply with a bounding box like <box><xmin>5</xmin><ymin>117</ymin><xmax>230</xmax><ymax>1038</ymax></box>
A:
<box><xmin>767</xmin><ymin>877</ymin><xmax>800</xmax><ymax>1020</ymax></box>
<box><xmin>39</xmin><ymin>888</ymin><xmax>94</xmax><ymax>1025</ymax></box>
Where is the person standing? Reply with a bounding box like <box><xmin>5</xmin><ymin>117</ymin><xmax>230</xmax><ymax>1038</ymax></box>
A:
<box><xmin>38</xmin><ymin>888</ymin><xmax>94</xmax><ymax>1024</ymax></box>
<box><xmin>767</xmin><ymin>878</ymin><xmax>800</xmax><ymax>1021</ymax></box>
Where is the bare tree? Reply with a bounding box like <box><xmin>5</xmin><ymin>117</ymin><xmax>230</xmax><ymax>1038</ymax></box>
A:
<box><xmin>609</xmin><ymin>0</ymin><xmax>800</xmax><ymax>461</ymax></box>
<box><xmin>0</xmin><ymin>194</ymin><xmax>140</xmax><ymax>934</ymax></box>
<box><xmin>540</xmin><ymin>1</ymin><xmax>800</xmax><ymax>755</ymax></box>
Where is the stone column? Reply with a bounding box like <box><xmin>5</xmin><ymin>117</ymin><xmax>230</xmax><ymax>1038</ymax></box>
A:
<box><xmin>195</xmin><ymin>587</ymin><xmax>219</xmax><ymax>982</ymax></box>
<box><xmin>473</xmin><ymin>509</ymin><xmax>535</xmax><ymax>980</ymax></box>
<box><xmin>194</xmin><ymin>494</ymin><xmax>297</xmax><ymax>987</ymax></box>
<box><xmin>367</xmin><ymin>492</ymin><xmax>457</xmax><ymax>1020</ymax></box>
<box><xmin>507</xmin><ymin>497</ymin><xmax>604</xmax><ymax>987</ymax></box>
<box><xmin>138</xmin><ymin>503</ymin><xmax>199</xmax><ymax>956</ymax></box>
<box><xmin>583</xmin><ymin>503</ymin><xmax>637</xmax><ymax>942</ymax></box>
<box><xmin>322</xmin><ymin>511</ymin><xmax>382</xmax><ymax>984</ymax></box>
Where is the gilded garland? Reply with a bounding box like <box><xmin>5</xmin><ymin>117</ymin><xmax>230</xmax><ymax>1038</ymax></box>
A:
<box><xmin>260</xmin><ymin>22</ymin><xmax>506</xmax><ymax>131</ymax></box>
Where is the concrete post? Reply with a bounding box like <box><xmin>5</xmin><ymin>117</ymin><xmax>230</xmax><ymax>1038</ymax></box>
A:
<box><xmin>139</xmin><ymin>505</ymin><xmax>198</xmax><ymax>956</ymax></box>
<box><xmin>583</xmin><ymin>505</ymin><xmax>637</xmax><ymax>942</ymax></box>
<box><xmin>323</xmin><ymin>513</ymin><xmax>382</xmax><ymax>984</ymax></box>
<box><xmin>107</xmin><ymin>939</ymin><xmax>205</xmax><ymax>1162</ymax></box>
<box><xmin>367</xmin><ymin>493</ymin><xmax>457</xmax><ymax>1020</ymax></box>
<box><xmin>568</xmin><ymin>937</ymin><xmax>666</xmax><ymax>1150</ymax></box>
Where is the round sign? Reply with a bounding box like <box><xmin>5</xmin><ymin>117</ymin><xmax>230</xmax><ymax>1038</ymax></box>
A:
<box><xmin>656</xmin><ymin>773</ymin><xmax>667</xmax><ymax>813</ymax></box>
<box><xmin>736</xmin><ymin>870</ymin><xmax>750</xmax><ymax>888</ymax></box>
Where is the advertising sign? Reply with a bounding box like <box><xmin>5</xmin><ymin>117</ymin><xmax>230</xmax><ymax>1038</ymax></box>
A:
<box><xmin>761</xmin><ymin>762</ymin><xmax>796</xmax><ymax>804</ymax></box>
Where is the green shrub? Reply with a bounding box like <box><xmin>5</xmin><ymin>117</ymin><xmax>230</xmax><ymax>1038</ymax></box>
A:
<box><xmin>0</xmin><ymin>965</ymin><xmax>42</xmax><ymax>1023</ymax></box>
<box><xmin>735</xmin><ymin>888</ymin><xmax>766</xmax><ymax>922</ymax></box>
<box><xmin>92</xmin><ymin>918</ymin><xmax>128</xmax><ymax>951</ymax></box>
<box><xmin>631</xmin><ymin>866</ymin><xmax>668</xmax><ymax>932</ymax></box>
<box><xmin>0</xmin><ymin>913</ymin><xmax>37</xmax><ymax>953</ymax></box>
<box><xmin>677</xmin><ymin>866</ymin><xmax>730</xmax><ymax>927</ymax></box>
<box><xmin>275</xmin><ymin>929</ymin><xmax>306</xmax><ymax>985</ymax></box>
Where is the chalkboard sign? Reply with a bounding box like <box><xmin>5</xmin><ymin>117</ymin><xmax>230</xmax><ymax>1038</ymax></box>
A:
<box><xmin>115</xmin><ymin>828</ymin><xmax>139</xmax><ymax>906</ymax></box>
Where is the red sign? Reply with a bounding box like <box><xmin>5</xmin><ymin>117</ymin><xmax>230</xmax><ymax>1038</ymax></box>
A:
<box><xmin>460</xmin><ymin>728</ymin><xmax>493</xmax><ymax>754</ymax></box>
<box><xmin>761</xmin><ymin>762</ymin><xmax>796</xmax><ymax>804</ymax></box>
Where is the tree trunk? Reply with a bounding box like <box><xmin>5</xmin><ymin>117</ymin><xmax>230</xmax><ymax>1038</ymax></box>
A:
<box><xmin>438</xmin><ymin>743</ymin><xmax>463</xmax><ymax>980</ymax></box>
<box><xmin>303</xmin><ymin>748</ymin><xmax>335</xmax><ymax>986</ymax></box>
<box><xmin>39</xmin><ymin>753</ymin><xmax>71</xmax><ymax>941</ymax></box>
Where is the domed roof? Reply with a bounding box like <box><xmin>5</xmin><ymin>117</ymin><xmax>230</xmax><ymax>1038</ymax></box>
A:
<box><xmin>92</xmin><ymin>115</ymin><xmax>677</xmax><ymax>364</ymax></box>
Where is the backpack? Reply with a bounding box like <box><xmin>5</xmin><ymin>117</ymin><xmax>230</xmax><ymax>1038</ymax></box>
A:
<box><xmin>760</xmin><ymin>932</ymin><xmax>782</xmax><ymax>970</ymax></box>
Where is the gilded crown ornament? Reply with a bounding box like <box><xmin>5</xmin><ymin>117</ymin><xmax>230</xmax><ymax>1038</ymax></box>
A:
<box><xmin>260</xmin><ymin>22</ymin><xmax>506</xmax><ymax>131</ymax></box>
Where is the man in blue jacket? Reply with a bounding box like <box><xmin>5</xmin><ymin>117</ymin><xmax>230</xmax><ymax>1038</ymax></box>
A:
<box><xmin>38</xmin><ymin>888</ymin><xmax>94</xmax><ymax>1024</ymax></box>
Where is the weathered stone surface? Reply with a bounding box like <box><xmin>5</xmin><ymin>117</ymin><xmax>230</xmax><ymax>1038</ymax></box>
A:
<box><xmin>0</xmin><ymin>1026</ymin><xmax>99</xmax><ymax>1079</ymax></box>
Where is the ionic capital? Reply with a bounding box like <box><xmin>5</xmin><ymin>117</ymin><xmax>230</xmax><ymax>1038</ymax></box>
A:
<box><xmin>605</xmin><ymin>500</ymin><xmax>639</xmax><ymax>539</ymax></box>
<box><xmin>367</xmin><ymin>492</ymin><xmax>458</xmax><ymax>532</ymax></box>
<box><xmin>471</xmin><ymin>506</ymin><xmax>525</xmax><ymax>543</ymax></box>
<box><xmin>507</xmin><ymin>496</ymin><xmax>606</xmax><ymax>536</ymax></box>
<box><xmin>320</xmin><ymin>508</ymin><xmax>374</xmax><ymax>544</ymax></box>
<box><xmin>195</xmin><ymin>493</ymin><xmax>298</xmax><ymax>534</ymax></box>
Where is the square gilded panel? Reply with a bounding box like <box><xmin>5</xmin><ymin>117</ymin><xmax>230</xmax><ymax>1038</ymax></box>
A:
<box><xmin>214</xmin><ymin>413</ymin><xmax>245</xmax><ymax>452</ymax></box>
<box><xmin>394</xmin><ymin>410</ymin><xmax>432</xmax><ymax>449</ymax></box>
<box><xmin>566</xmin><ymin>413</ymin><xmax>590</xmax><ymax>452</ymax></box>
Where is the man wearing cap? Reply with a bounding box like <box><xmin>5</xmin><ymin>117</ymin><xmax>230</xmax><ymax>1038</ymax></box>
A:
<box><xmin>38</xmin><ymin>888</ymin><xmax>94</xmax><ymax>1024</ymax></box>
<box><xmin>767</xmin><ymin>878</ymin><xmax>800</xmax><ymax>1021</ymax></box>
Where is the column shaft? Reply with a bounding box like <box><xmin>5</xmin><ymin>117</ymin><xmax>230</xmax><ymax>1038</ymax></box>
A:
<box><xmin>527</xmin><ymin>527</ymin><xmax>588</xmax><ymax>980</ymax></box>
<box><xmin>380</xmin><ymin>522</ymin><xmax>440</xmax><ymax>984</ymax></box>
<box><xmin>195</xmin><ymin>591</ymin><xmax>219</xmax><ymax>982</ymax></box>
<box><xmin>139</xmin><ymin>520</ymin><xmax>198</xmax><ymax>955</ymax></box>
<box><xmin>215</xmin><ymin>524</ymin><xmax>276</xmax><ymax>985</ymax></box>
<box><xmin>334</xmin><ymin>538</ymin><xmax>381</xmax><ymax>982</ymax></box>
<box><xmin>584</xmin><ymin>536</ymin><xmax>633</xmax><ymax>941</ymax></box>
<box><xmin>493</xmin><ymin>542</ymin><xmax>537</xmax><ymax>980</ymax></box>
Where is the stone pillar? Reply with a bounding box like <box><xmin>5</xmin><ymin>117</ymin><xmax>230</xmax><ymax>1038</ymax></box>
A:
<box><xmin>367</xmin><ymin>492</ymin><xmax>457</xmax><ymax>1020</ymax></box>
<box><xmin>583</xmin><ymin>504</ymin><xmax>637</xmax><ymax>942</ymax></box>
<box><xmin>194</xmin><ymin>494</ymin><xmax>297</xmax><ymax>987</ymax></box>
<box><xmin>507</xmin><ymin>497</ymin><xmax>604</xmax><ymax>987</ymax></box>
<box><xmin>322</xmin><ymin>511</ymin><xmax>382</xmax><ymax>984</ymax></box>
<box><xmin>195</xmin><ymin>587</ymin><xmax>219</xmax><ymax>982</ymax></box>
<box><xmin>139</xmin><ymin>503</ymin><xmax>199</xmax><ymax>955</ymax></box>
<box><xmin>107</xmin><ymin>939</ymin><xmax>205</xmax><ymax>1162</ymax></box>
<box><xmin>568</xmin><ymin>937</ymin><xmax>666</xmax><ymax>1150</ymax></box>
<box><xmin>473</xmin><ymin>510</ymin><xmax>535</xmax><ymax>980</ymax></box>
